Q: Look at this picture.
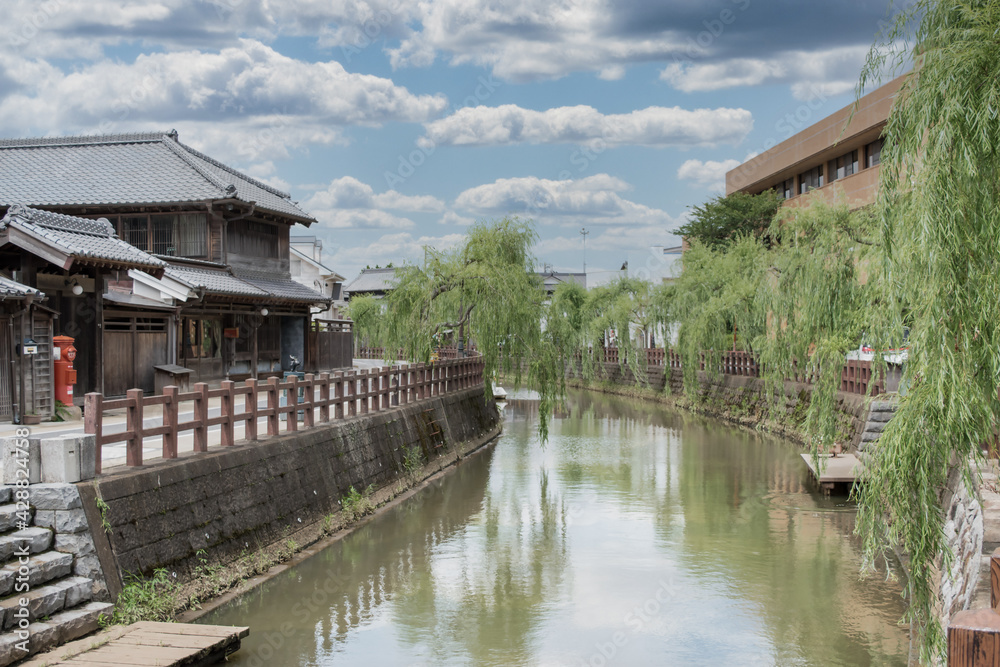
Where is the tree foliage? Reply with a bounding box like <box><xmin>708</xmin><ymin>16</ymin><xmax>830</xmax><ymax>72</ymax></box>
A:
<box><xmin>675</xmin><ymin>190</ymin><xmax>783</xmax><ymax>250</ymax></box>
<box><xmin>852</xmin><ymin>2</ymin><xmax>1000</xmax><ymax>659</ymax></box>
<box><xmin>355</xmin><ymin>217</ymin><xmax>562</xmax><ymax>437</ymax></box>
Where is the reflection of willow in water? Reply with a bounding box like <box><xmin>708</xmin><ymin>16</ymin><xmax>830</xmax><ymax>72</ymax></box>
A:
<box><xmin>391</xmin><ymin>461</ymin><xmax>571</xmax><ymax>665</ymax></box>
<box><xmin>204</xmin><ymin>435</ymin><xmax>574</xmax><ymax>666</ymax></box>
<box><xmin>201</xmin><ymin>448</ymin><xmax>496</xmax><ymax>665</ymax></box>
<box><xmin>541</xmin><ymin>390</ymin><xmax>908</xmax><ymax>666</ymax></box>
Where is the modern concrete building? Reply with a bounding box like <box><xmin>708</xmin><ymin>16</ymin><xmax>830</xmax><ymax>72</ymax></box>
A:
<box><xmin>726</xmin><ymin>74</ymin><xmax>906</xmax><ymax>211</ymax></box>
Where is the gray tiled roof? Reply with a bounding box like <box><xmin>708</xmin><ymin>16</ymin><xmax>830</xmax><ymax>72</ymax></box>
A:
<box><xmin>0</xmin><ymin>274</ymin><xmax>43</xmax><ymax>299</ymax></box>
<box><xmin>1</xmin><ymin>205</ymin><xmax>166</xmax><ymax>272</ymax></box>
<box><xmin>164</xmin><ymin>263</ymin><xmax>268</xmax><ymax>299</ymax></box>
<box><xmin>233</xmin><ymin>268</ymin><xmax>330</xmax><ymax>303</ymax></box>
<box><xmin>0</xmin><ymin>132</ymin><xmax>315</xmax><ymax>223</ymax></box>
<box><xmin>344</xmin><ymin>267</ymin><xmax>402</xmax><ymax>296</ymax></box>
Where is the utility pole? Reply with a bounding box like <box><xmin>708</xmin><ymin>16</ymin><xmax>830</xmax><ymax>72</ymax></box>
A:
<box><xmin>580</xmin><ymin>228</ymin><xmax>589</xmax><ymax>276</ymax></box>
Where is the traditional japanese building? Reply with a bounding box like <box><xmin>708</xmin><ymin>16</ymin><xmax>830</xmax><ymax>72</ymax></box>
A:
<box><xmin>0</xmin><ymin>131</ymin><xmax>332</xmax><ymax>406</ymax></box>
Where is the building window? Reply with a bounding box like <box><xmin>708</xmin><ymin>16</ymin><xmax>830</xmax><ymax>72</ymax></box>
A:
<box><xmin>180</xmin><ymin>318</ymin><xmax>222</xmax><ymax>359</ymax></box>
<box><xmin>781</xmin><ymin>178</ymin><xmax>794</xmax><ymax>200</ymax></box>
<box><xmin>799</xmin><ymin>166</ymin><xmax>823</xmax><ymax>194</ymax></box>
<box><xmin>229</xmin><ymin>220</ymin><xmax>281</xmax><ymax>259</ymax></box>
<box><xmin>866</xmin><ymin>138</ymin><xmax>883</xmax><ymax>168</ymax></box>
<box><xmin>112</xmin><ymin>213</ymin><xmax>207</xmax><ymax>258</ymax></box>
<box><xmin>828</xmin><ymin>150</ymin><xmax>859</xmax><ymax>183</ymax></box>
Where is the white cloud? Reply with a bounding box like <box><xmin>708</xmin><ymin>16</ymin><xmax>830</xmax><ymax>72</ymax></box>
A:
<box><xmin>659</xmin><ymin>45</ymin><xmax>869</xmax><ymax>98</ymax></box>
<box><xmin>331</xmin><ymin>231</ymin><xmax>467</xmax><ymax>279</ymax></box>
<box><xmin>386</xmin><ymin>0</ymin><xmax>685</xmax><ymax>82</ymax></box>
<box><xmin>420</xmin><ymin>104</ymin><xmax>752</xmax><ymax>149</ymax></box>
<box><xmin>0</xmin><ymin>40</ymin><xmax>447</xmax><ymax>161</ymax></box>
<box><xmin>302</xmin><ymin>176</ymin><xmax>445</xmax><ymax>230</ymax></box>
<box><xmin>676</xmin><ymin>159</ymin><xmax>741</xmax><ymax>191</ymax></box>
<box><xmin>454</xmin><ymin>174</ymin><xmax>677</xmax><ymax>227</ymax></box>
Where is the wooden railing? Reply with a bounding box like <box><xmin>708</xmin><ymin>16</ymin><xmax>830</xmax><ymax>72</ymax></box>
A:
<box><xmin>579</xmin><ymin>346</ymin><xmax>885</xmax><ymax>397</ymax></box>
<box><xmin>949</xmin><ymin>548</ymin><xmax>1000</xmax><ymax>665</ymax></box>
<box><xmin>84</xmin><ymin>357</ymin><xmax>485</xmax><ymax>474</ymax></box>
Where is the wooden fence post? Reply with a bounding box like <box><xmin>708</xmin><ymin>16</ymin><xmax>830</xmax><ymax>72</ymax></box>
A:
<box><xmin>245</xmin><ymin>378</ymin><xmax>258</xmax><ymax>441</ymax></box>
<box><xmin>84</xmin><ymin>393</ymin><xmax>103</xmax><ymax>475</ymax></box>
<box><xmin>267</xmin><ymin>376</ymin><xmax>280</xmax><ymax>436</ymax></box>
<box><xmin>163</xmin><ymin>385</ymin><xmax>179</xmax><ymax>459</ymax></box>
<box><xmin>333</xmin><ymin>371</ymin><xmax>344</xmax><ymax>419</ymax></box>
<box><xmin>287</xmin><ymin>375</ymin><xmax>298</xmax><ymax>432</ymax></box>
<box><xmin>220</xmin><ymin>380</ymin><xmax>235</xmax><ymax>447</ymax></box>
<box><xmin>303</xmin><ymin>374</ymin><xmax>315</xmax><ymax>428</ymax></box>
<box><xmin>126</xmin><ymin>388</ymin><xmax>143</xmax><ymax>467</ymax></box>
<box><xmin>193</xmin><ymin>382</ymin><xmax>209</xmax><ymax>453</ymax></box>
<box><xmin>319</xmin><ymin>372</ymin><xmax>331</xmax><ymax>423</ymax></box>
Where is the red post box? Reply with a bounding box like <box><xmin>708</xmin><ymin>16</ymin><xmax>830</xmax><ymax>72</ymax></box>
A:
<box><xmin>53</xmin><ymin>335</ymin><xmax>78</xmax><ymax>405</ymax></box>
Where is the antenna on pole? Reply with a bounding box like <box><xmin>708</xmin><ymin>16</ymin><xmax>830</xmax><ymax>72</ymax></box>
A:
<box><xmin>580</xmin><ymin>228</ymin><xmax>589</xmax><ymax>276</ymax></box>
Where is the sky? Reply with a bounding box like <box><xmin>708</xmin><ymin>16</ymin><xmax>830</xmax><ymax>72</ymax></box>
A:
<box><xmin>0</xmin><ymin>0</ymin><xmax>900</xmax><ymax>285</ymax></box>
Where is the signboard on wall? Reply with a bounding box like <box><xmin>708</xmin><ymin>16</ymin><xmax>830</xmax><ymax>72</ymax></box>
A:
<box><xmin>224</xmin><ymin>327</ymin><xmax>240</xmax><ymax>339</ymax></box>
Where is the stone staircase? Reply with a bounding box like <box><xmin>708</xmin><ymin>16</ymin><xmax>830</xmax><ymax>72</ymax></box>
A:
<box><xmin>0</xmin><ymin>485</ymin><xmax>112</xmax><ymax>665</ymax></box>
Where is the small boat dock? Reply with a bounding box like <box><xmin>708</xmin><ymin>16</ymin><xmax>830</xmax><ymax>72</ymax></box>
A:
<box><xmin>800</xmin><ymin>452</ymin><xmax>864</xmax><ymax>494</ymax></box>
<box><xmin>21</xmin><ymin>622</ymin><xmax>249</xmax><ymax>667</ymax></box>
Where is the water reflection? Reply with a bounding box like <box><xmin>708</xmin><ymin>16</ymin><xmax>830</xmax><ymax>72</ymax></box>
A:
<box><xmin>201</xmin><ymin>389</ymin><xmax>908</xmax><ymax>666</ymax></box>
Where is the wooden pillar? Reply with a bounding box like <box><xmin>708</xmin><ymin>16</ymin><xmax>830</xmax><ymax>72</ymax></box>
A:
<box><xmin>163</xmin><ymin>385</ymin><xmax>178</xmax><ymax>459</ymax></box>
<box><xmin>193</xmin><ymin>382</ymin><xmax>209</xmax><ymax>453</ymax></box>
<box><xmin>126</xmin><ymin>388</ymin><xmax>143</xmax><ymax>467</ymax></box>
<box><xmin>245</xmin><ymin>378</ymin><xmax>258</xmax><ymax>441</ymax></box>
<box><xmin>93</xmin><ymin>270</ymin><xmax>104</xmax><ymax>395</ymax></box>
<box><xmin>220</xmin><ymin>380</ymin><xmax>235</xmax><ymax>446</ymax></box>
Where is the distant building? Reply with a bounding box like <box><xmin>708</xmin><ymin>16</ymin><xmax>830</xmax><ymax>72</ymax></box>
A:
<box><xmin>343</xmin><ymin>267</ymin><xmax>403</xmax><ymax>300</ymax></box>
<box><xmin>537</xmin><ymin>270</ymin><xmax>586</xmax><ymax>296</ymax></box>
<box><xmin>725</xmin><ymin>74</ymin><xmax>905</xmax><ymax>211</ymax></box>
<box><xmin>290</xmin><ymin>235</ymin><xmax>345</xmax><ymax>320</ymax></box>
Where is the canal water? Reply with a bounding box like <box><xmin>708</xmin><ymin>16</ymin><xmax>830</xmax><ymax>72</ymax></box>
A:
<box><xmin>200</xmin><ymin>390</ymin><xmax>909</xmax><ymax>666</ymax></box>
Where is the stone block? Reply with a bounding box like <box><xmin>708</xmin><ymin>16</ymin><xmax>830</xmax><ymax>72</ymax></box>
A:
<box><xmin>53</xmin><ymin>509</ymin><xmax>89</xmax><ymax>534</ymax></box>
<box><xmin>0</xmin><ymin>437</ymin><xmax>40</xmax><ymax>485</ymax></box>
<box><xmin>31</xmin><ymin>509</ymin><xmax>55</xmax><ymax>530</ymax></box>
<box><xmin>28</xmin><ymin>484</ymin><xmax>82</xmax><ymax>511</ymax></box>
<box><xmin>40</xmin><ymin>437</ymin><xmax>84</xmax><ymax>483</ymax></box>
<box><xmin>62</xmin><ymin>575</ymin><xmax>93</xmax><ymax>608</ymax></box>
<box><xmin>54</xmin><ymin>532</ymin><xmax>96</xmax><ymax>557</ymax></box>
<box><xmin>0</xmin><ymin>487</ymin><xmax>10</xmax><ymax>503</ymax></box>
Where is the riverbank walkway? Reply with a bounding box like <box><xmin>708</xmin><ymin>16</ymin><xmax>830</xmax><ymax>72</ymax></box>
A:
<box><xmin>21</xmin><ymin>622</ymin><xmax>248</xmax><ymax>666</ymax></box>
<box><xmin>0</xmin><ymin>359</ymin><xmax>397</xmax><ymax>471</ymax></box>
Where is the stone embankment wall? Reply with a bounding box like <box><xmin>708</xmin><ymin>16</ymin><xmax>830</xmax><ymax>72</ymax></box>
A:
<box><xmin>567</xmin><ymin>362</ymin><xmax>871</xmax><ymax>449</ymax></box>
<box><xmin>82</xmin><ymin>386</ymin><xmax>500</xmax><ymax>592</ymax></box>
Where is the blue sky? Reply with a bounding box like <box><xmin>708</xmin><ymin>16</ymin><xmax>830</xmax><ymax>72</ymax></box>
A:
<box><xmin>0</xmin><ymin>0</ymin><xmax>896</xmax><ymax>284</ymax></box>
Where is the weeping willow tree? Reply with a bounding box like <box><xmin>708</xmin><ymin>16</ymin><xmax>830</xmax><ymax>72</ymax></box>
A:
<box><xmin>852</xmin><ymin>1</ymin><xmax>1000</xmax><ymax>659</ymax></box>
<box><xmin>356</xmin><ymin>216</ymin><xmax>563</xmax><ymax>436</ymax></box>
<box><xmin>752</xmin><ymin>204</ymin><xmax>875</xmax><ymax>454</ymax></box>
<box><xmin>664</xmin><ymin>235</ymin><xmax>768</xmax><ymax>397</ymax></box>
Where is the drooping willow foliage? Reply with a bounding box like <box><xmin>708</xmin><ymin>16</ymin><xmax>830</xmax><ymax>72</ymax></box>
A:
<box><xmin>852</xmin><ymin>1</ymin><xmax>1000</xmax><ymax>660</ymax></box>
<box><xmin>347</xmin><ymin>216</ymin><xmax>561</xmax><ymax>438</ymax></box>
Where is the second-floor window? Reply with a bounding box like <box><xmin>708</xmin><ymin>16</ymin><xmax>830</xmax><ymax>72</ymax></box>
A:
<box><xmin>828</xmin><ymin>150</ymin><xmax>859</xmax><ymax>183</ymax></box>
<box><xmin>781</xmin><ymin>178</ymin><xmax>794</xmax><ymax>199</ymax></box>
<box><xmin>799</xmin><ymin>166</ymin><xmax>823</xmax><ymax>194</ymax></box>
<box><xmin>117</xmin><ymin>213</ymin><xmax>207</xmax><ymax>257</ymax></box>
<box><xmin>229</xmin><ymin>220</ymin><xmax>281</xmax><ymax>259</ymax></box>
<box><xmin>866</xmin><ymin>138</ymin><xmax>883</xmax><ymax>168</ymax></box>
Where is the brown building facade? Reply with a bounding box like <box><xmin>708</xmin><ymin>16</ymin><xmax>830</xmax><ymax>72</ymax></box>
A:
<box><xmin>726</xmin><ymin>75</ymin><xmax>906</xmax><ymax>210</ymax></box>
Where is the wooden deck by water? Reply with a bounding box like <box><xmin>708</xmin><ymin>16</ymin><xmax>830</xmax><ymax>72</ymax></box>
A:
<box><xmin>800</xmin><ymin>452</ymin><xmax>864</xmax><ymax>492</ymax></box>
<box><xmin>21</xmin><ymin>622</ymin><xmax>249</xmax><ymax>667</ymax></box>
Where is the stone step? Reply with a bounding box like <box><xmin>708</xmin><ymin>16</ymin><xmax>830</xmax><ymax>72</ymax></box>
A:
<box><xmin>0</xmin><ymin>575</ymin><xmax>92</xmax><ymax>630</ymax></box>
<box><xmin>0</xmin><ymin>503</ymin><xmax>33</xmax><ymax>533</ymax></box>
<box><xmin>0</xmin><ymin>528</ymin><xmax>51</xmax><ymax>564</ymax></box>
<box><xmin>0</xmin><ymin>488</ymin><xmax>10</xmax><ymax>505</ymax></box>
<box><xmin>0</xmin><ymin>600</ymin><xmax>112</xmax><ymax>667</ymax></box>
<box><xmin>0</xmin><ymin>551</ymin><xmax>73</xmax><ymax>597</ymax></box>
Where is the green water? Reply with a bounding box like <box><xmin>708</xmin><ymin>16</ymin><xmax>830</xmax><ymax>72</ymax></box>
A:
<box><xmin>200</xmin><ymin>390</ymin><xmax>909</xmax><ymax>666</ymax></box>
